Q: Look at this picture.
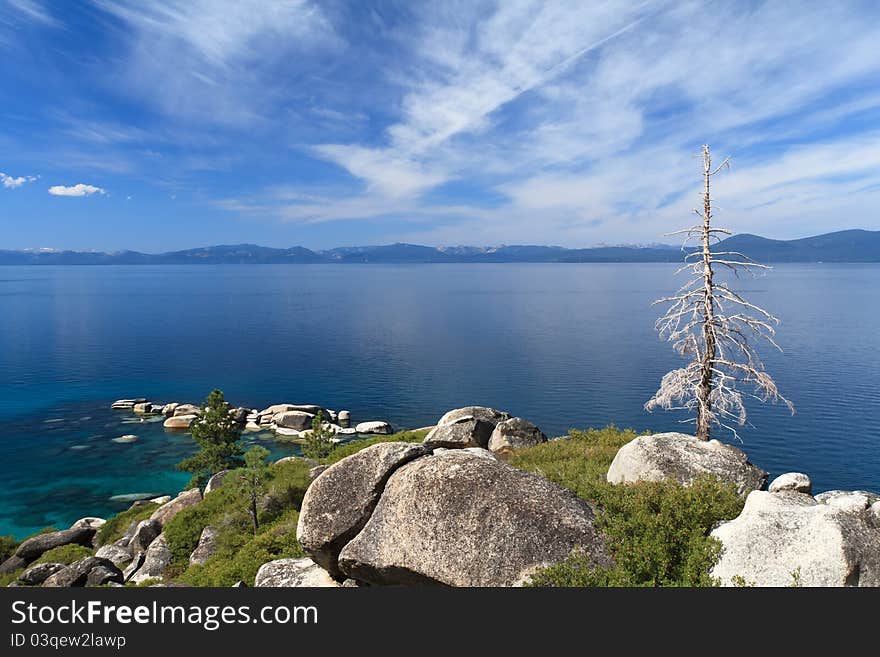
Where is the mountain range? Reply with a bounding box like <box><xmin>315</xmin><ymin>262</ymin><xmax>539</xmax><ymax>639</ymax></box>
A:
<box><xmin>1</xmin><ymin>229</ymin><xmax>878</xmax><ymax>265</ymax></box>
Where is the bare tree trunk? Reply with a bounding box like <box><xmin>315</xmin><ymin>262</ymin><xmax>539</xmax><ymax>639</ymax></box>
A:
<box><xmin>250</xmin><ymin>495</ymin><xmax>259</xmax><ymax>535</ymax></box>
<box><xmin>696</xmin><ymin>145</ymin><xmax>716</xmax><ymax>440</ymax></box>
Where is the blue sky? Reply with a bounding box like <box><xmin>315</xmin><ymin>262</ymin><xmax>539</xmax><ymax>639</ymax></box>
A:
<box><xmin>1</xmin><ymin>0</ymin><xmax>880</xmax><ymax>252</ymax></box>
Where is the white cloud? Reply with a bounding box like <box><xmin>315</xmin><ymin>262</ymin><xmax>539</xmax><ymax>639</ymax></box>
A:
<box><xmin>1</xmin><ymin>172</ymin><xmax>38</xmax><ymax>189</ymax></box>
<box><xmin>286</xmin><ymin>1</ymin><xmax>880</xmax><ymax>244</ymax></box>
<box><xmin>48</xmin><ymin>183</ymin><xmax>107</xmax><ymax>197</ymax></box>
<box><xmin>92</xmin><ymin>0</ymin><xmax>341</xmax><ymax>125</ymax></box>
<box><xmin>5</xmin><ymin>0</ymin><xmax>59</xmax><ymax>26</ymax></box>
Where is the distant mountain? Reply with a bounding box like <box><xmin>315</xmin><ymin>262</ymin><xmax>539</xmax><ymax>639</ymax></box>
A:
<box><xmin>712</xmin><ymin>230</ymin><xmax>880</xmax><ymax>262</ymax></box>
<box><xmin>1</xmin><ymin>230</ymin><xmax>877</xmax><ymax>265</ymax></box>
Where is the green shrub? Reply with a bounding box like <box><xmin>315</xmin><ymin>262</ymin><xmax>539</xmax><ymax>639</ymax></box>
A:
<box><xmin>97</xmin><ymin>502</ymin><xmax>159</xmax><ymax>546</ymax></box>
<box><xmin>0</xmin><ymin>535</ymin><xmax>18</xmax><ymax>562</ymax></box>
<box><xmin>508</xmin><ymin>426</ymin><xmax>744</xmax><ymax>587</ymax></box>
<box><xmin>179</xmin><ymin>511</ymin><xmax>304</xmax><ymax>586</ymax></box>
<box><xmin>164</xmin><ymin>459</ymin><xmax>312</xmax><ymax>578</ymax></box>
<box><xmin>33</xmin><ymin>543</ymin><xmax>93</xmax><ymax>566</ymax></box>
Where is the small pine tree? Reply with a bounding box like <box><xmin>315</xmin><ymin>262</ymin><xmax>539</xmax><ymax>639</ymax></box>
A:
<box><xmin>238</xmin><ymin>445</ymin><xmax>271</xmax><ymax>535</ymax></box>
<box><xmin>301</xmin><ymin>410</ymin><xmax>335</xmax><ymax>460</ymax></box>
<box><xmin>177</xmin><ymin>389</ymin><xmax>244</xmax><ymax>489</ymax></box>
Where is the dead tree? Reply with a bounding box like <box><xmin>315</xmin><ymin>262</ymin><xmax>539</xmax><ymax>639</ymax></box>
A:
<box><xmin>645</xmin><ymin>144</ymin><xmax>794</xmax><ymax>441</ymax></box>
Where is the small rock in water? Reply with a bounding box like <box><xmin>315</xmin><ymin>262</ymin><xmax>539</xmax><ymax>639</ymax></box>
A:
<box><xmin>109</xmin><ymin>493</ymin><xmax>160</xmax><ymax>503</ymax></box>
<box><xmin>112</xmin><ymin>434</ymin><xmax>138</xmax><ymax>444</ymax></box>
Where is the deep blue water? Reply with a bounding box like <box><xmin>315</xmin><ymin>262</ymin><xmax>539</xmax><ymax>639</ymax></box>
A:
<box><xmin>1</xmin><ymin>263</ymin><xmax>878</xmax><ymax>538</ymax></box>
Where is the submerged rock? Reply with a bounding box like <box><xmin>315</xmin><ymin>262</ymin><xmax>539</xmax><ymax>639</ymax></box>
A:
<box><xmin>606</xmin><ymin>432</ymin><xmax>767</xmax><ymax>496</ymax></box>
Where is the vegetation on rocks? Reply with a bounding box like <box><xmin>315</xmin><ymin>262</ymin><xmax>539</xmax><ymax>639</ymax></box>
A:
<box><xmin>507</xmin><ymin>426</ymin><xmax>744</xmax><ymax>586</ymax></box>
<box><xmin>96</xmin><ymin>502</ymin><xmax>159</xmax><ymax>546</ymax></box>
<box><xmin>32</xmin><ymin>543</ymin><xmax>93</xmax><ymax>566</ymax></box>
<box><xmin>301</xmin><ymin>411</ymin><xmax>335</xmax><ymax>460</ymax></box>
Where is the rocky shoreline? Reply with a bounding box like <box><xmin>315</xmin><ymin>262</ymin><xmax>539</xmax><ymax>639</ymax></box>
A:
<box><xmin>2</xmin><ymin>403</ymin><xmax>878</xmax><ymax>587</ymax></box>
<box><xmin>110</xmin><ymin>397</ymin><xmax>394</xmax><ymax>440</ymax></box>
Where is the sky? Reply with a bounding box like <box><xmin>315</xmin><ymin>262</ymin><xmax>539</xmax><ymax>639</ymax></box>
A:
<box><xmin>1</xmin><ymin>0</ymin><xmax>880</xmax><ymax>252</ymax></box>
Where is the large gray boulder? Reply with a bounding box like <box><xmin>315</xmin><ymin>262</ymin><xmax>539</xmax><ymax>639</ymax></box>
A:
<box><xmin>254</xmin><ymin>558</ymin><xmax>339</xmax><ymax>587</ymax></box>
<box><xmin>18</xmin><ymin>562</ymin><xmax>66</xmax><ymax>586</ymax></box>
<box><xmin>0</xmin><ymin>526</ymin><xmax>96</xmax><ymax>572</ymax></box>
<box><xmin>606</xmin><ymin>432</ymin><xmax>767</xmax><ymax>496</ymax></box>
<box><xmin>711</xmin><ymin>489</ymin><xmax>880</xmax><ymax>586</ymax></box>
<box><xmin>95</xmin><ymin>544</ymin><xmax>132</xmax><ymax>567</ymax></box>
<box><xmin>150</xmin><ymin>488</ymin><xmax>203</xmax><ymax>527</ymax></box>
<box><xmin>204</xmin><ymin>470</ymin><xmax>230</xmax><ymax>495</ymax></box>
<box><xmin>129</xmin><ymin>533</ymin><xmax>172</xmax><ymax>584</ymax></box>
<box><xmin>355</xmin><ymin>421</ymin><xmax>393</xmax><ymax>435</ymax></box>
<box><xmin>128</xmin><ymin>519</ymin><xmax>161</xmax><ymax>554</ymax></box>
<box><xmin>488</xmin><ymin>417</ymin><xmax>548</xmax><ymax>454</ymax></box>
<box><xmin>163</xmin><ymin>414</ymin><xmax>198</xmax><ymax>430</ymax></box>
<box><xmin>43</xmin><ymin>557</ymin><xmax>122</xmax><ymax>588</ymax></box>
<box><xmin>337</xmin><ymin>448</ymin><xmax>611</xmax><ymax>586</ymax></box>
<box><xmin>296</xmin><ymin>442</ymin><xmax>429</xmax><ymax>576</ymax></box>
<box><xmin>189</xmin><ymin>526</ymin><xmax>219</xmax><ymax>566</ymax></box>
<box><xmin>423</xmin><ymin>416</ymin><xmax>494</xmax><ymax>449</ymax></box>
<box><xmin>769</xmin><ymin>472</ymin><xmax>812</xmax><ymax>495</ymax></box>
<box><xmin>173</xmin><ymin>404</ymin><xmax>200</xmax><ymax>417</ymax></box>
<box><xmin>275</xmin><ymin>410</ymin><xmax>315</xmax><ymax>430</ymax></box>
<box><xmin>437</xmin><ymin>406</ymin><xmax>511</xmax><ymax>427</ymax></box>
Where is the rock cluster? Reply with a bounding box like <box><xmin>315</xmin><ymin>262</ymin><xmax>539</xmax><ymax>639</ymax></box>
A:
<box><xmin>710</xmin><ymin>475</ymin><xmax>880</xmax><ymax>587</ymax></box>
<box><xmin>113</xmin><ymin>396</ymin><xmax>386</xmax><ymax>441</ymax></box>
<box><xmin>288</xmin><ymin>406</ymin><xmax>605</xmax><ymax>587</ymax></box>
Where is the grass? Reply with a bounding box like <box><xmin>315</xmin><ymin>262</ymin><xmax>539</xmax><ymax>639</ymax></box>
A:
<box><xmin>507</xmin><ymin>426</ymin><xmax>744</xmax><ymax>587</ymax></box>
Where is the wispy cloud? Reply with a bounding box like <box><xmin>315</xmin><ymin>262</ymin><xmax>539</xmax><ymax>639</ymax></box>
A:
<box><xmin>4</xmin><ymin>0</ymin><xmax>59</xmax><ymax>27</ymax></box>
<box><xmin>1</xmin><ymin>171</ymin><xmax>38</xmax><ymax>189</ymax></box>
<box><xmin>48</xmin><ymin>183</ymin><xmax>106</xmax><ymax>197</ymax></box>
<box><xmin>275</xmin><ymin>1</ymin><xmax>880</xmax><ymax>244</ymax></box>
<box><xmin>92</xmin><ymin>0</ymin><xmax>342</xmax><ymax>125</ymax></box>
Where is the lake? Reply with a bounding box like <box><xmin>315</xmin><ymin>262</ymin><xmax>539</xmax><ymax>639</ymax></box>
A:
<box><xmin>0</xmin><ymin>263</ymin><xmax>878</xmax><ymax>538</ymax></box>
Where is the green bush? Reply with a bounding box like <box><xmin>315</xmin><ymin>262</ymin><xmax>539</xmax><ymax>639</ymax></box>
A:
<box><xmin>508</xmin><ymin>426</ymin><xmax>744</xmax><ymax>587</ymax></box>
<box><xmin>97</xmin><ymin>502</ymin><xmax>159</xmax><ymax>546</ymax></box>
<box><xmin>164</xmin><ymin>459</ymin><xmax>312</xmax><ymax>579</ymax></box>
<box><xmin>0</xmin><ymin>535</ymin><xmax>18</xmax><ymax>562</ymax></box>
<box><xmin>179</xmin><ymin>511</ymin><xmax>304</xmax><ymax>586</ymax></box>
<box><xmin>33</xmin><ymin>543</ymin><xmax>93</xmax><ymax>566</ymax></box>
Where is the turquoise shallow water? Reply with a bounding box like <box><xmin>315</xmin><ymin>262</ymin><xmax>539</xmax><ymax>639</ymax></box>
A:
<box><xmin>1</xmin><ymin>263</ymin><xmax>878</xmax><ymax>538</ymax></box>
